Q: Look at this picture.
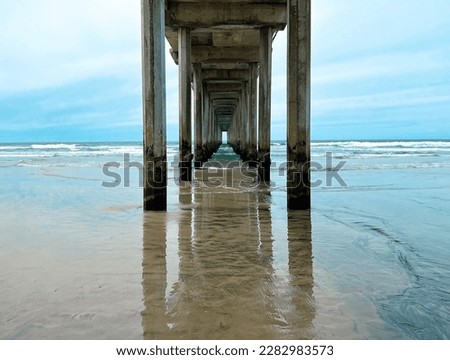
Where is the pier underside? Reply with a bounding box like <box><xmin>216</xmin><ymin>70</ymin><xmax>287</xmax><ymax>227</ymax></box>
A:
<box><xmin>141</xmin><ymin>0</ymin><xmax>311</xmax><ymax>210</ymax></box>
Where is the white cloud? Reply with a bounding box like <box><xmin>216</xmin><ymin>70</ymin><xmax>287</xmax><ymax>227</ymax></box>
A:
<box><xmin>314</xmin><ymin>85</ymin><xmax>450</xmax><ymax>114</ymax></box>
<box><xmin>0</xmin><ymin>51</ymin><xmax>141</xmax><ymax>93</ymax></box>
<box><xmin>1</xmin><ymin>0</ymin><xmax>450</xmax><ymax>140</ymax></box>
<box><xmin>312</xmin><ymin>0</ymin><xmax>450</xmax><ymax>60</ymax></box>
<box><xmin>0</xmin><ymin>0</ymin><xmax>141</xmax><ymax>93</ymax></box>
<box><xmin>313</xmin><ymin>50</ymin><xmax>450</xmax><ymax>85</ymax></box>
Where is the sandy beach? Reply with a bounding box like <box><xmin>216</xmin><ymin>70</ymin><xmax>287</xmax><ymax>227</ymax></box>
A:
<box><xmin>0</xmin><ymin>141</ymin><xmax>449</xmax><ymax>339</ymax></box>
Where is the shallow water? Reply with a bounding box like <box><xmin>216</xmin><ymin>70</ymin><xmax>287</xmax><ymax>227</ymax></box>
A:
<box><xmin>0</xmin><ymin>141</ymin><xmax>449</xmax><ymax>339</ymax></box>
<box><xmin>142</xmin><ymin>177</ymin><xmax>315</xmax><ymax>339</ymax></box>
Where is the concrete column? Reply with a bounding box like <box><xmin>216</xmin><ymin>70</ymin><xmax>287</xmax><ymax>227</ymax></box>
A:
<box><xmin>193</xmin><ymin>63</ymin><xmax>203</xmax><ymax>168</ymax></box>
<box><xmin>241</xmin><ymin>82</ymin><xmax>249</xmax><ymax>161</ymax></box>
<box><xmin>216</xmin><ymin>116</ymin><xmax>221</xmax><ymax>151</ymax></box>
<box><xmin>248</xmin><ymin>63</ymin><xmax>258</xmax><ymax>164</ymax></box>
<box><xmin>141</xmin><ymin>0</ymin><xmax>167</xmax><ymax>211</ymax></box>
<box><xmin>236</xmin><ymin>98</ymin><xmax>242</xmax><ymax>156</ymax></box>
<box><xmin>213</xmin><ymin>109</ymin><xmax>220</xmax><ymax>152</ymax></box>
<box><xmin>206</xmin><ymin>104</ymin><xmax>214</xmax><ymax>159</ymax></box>
<box><xmin>287</xmin><ymin>0</ymin><xmax>311</xmax><ymax>209</ymax></box>
<box><xmin>202</xmin><ymin>89</ymin><xmax>210</xmax><ymax>162</ymax></box>
<box><xmin>233</xmin><ymin>104</ymin><xmax>239</xmax><ymax>154</ymax></box>
<box><xmin>258</xmin><ymin>26</ymin><xmax>272</xmax><ymax>183</ymax></box>
<box><xmin>215</xmin><ymin>121</ymin><xmax>220</xmax><ymax>150</ymax></box>
<box><xmin>228</xmin><ymin>110</ymin><xmax>234</xmax><ymax>150</ymax></box>
<box><xmin>178</xmin><ymin>27</ymin><xmax>192</xmax><ymax>182</ymax></box>
<box><xmin>228</xmin><ymin>112</ymin><xmax>234</xmax><ymax>148</ymax></box>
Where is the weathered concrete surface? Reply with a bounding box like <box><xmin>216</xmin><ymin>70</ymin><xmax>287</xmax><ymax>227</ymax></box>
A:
<box><xmin>165</xmin><ymin>2</ymin><xmax>287</xmax><ymax>30</ymax></box>
<box><xmin>287</xmin><ymin>0</ymin><xmax>311</xmax><ymax>210</ymax></box>
<box><xmin>248</xmin><ymin>63</ymin><xmax>258</xmax><ymax>163</ymax></box>
<box><xmin>193</xmin><ymin>63</ymin><xmax>203</xmax><ymax>168</ymax></box>
<box><xmin>258</xmin><ymin>26</ymin><xmax>273</xmax><ymax>183</ymax></box>
<box><xmin>141</xmin><ymin>0</ymin><xmax>167</xmax><ymax>211</ymax></box>
<box><xmin>178</xmin><ymin>27</ymin><xmax>192</xmax><ymax>182</ymax></box>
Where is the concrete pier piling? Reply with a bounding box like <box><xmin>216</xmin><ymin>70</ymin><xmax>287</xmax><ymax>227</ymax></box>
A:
<box><xmin>178</xmin><ymin>27</ymin><xmax>193</xmax><ymax>182</ymax></box>
<box><xmin>258</xmin><ymin>26</ymin><xmax>273</xmax><ymax>184</ymax></box>
<box><xmin>287</xmin><ymin>0</ymin><xmax>311</xmax><ymax>209</ymax></box>
<box><xmin>248</xmin><ymin>63</ymin><xmax>258</xmax><ymax>165</ymax></box>
<box><xmin>141</xmin><ymin>0</ymin><xmax>167</xmax><ymax>211</ymax></box>
<box><xmin>193</xmin><ymin>63</ymin><xmax>203</xmax><ymax>169</ymax></box>
<box><xmin>141</xmin><ymin>0</ymin><xmax>311</xmax><ymax>210</ymax></box>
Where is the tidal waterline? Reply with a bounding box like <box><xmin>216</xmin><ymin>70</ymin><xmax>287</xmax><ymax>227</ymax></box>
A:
<box><xmin>0</xmin><ymin>141</ymin><xmax>449</xmax><ymax>339</ymax></box>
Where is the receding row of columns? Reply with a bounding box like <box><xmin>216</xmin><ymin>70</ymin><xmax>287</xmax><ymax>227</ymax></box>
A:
<box><xmin>179</xmin><ymin>27</ymin><xmax>274</xmax><ymax>183</ymax></box>
<box><xmin>142</xmin><ymin>0</ymin><xmax>311</xmax><ymax>211</ymax></box>
<box><xmin>174</xmin><ymin>25</ymin><xmax>275</xmax><ymax>183</ymax></box>
<box><xmin>226</xmin><ymin>69</ymin><xmax>257</xmax><ymax>167</ymax></box>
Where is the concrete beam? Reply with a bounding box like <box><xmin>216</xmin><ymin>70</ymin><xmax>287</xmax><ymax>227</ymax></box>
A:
<box><xmin>205</xmin><ymin>82</ymin><xmax>244</xmax><ymax>93</ymax></box>
<box><xmin>205</xmin><ymin>79</ymin><xmax>247</xmax><ymax>85</ymax></box>
<box><xmin>167</xmin><ymin>28</ymin><xmax>259</xmax><ymax>51</ymax></box>
<box><xmin>201</xmin><ymin>62</ymin><xmax>250</xmax><ymax>70</ymax></box>
<box><xmin>191</xmin><ymin>46</ymin><xmax>259</xmax><ymax>63</ymax></box>
<box><xmin>166</xmin><ymin>2</ymin><xmax>287</xmax><ymax>29</ymax></box>
<box><xmin>171</xmin><ymin>0</ymin><xmax>287</xmax><ymax>3</ymax></box>
<box><xmin>209</xmin><ymin>91</ymin><xmax>241</xmax><ymax>98</ymax></box>
<box><xmin>201</xmin><ymin>69</ymin><xmax>250</xmax><ymax>81</ymax></box>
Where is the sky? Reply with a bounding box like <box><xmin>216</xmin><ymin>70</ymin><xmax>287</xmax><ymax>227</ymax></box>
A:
<box><xmin>0</xmin><ymin>0</ymin><xmax>450</xmax><ymax>142</ymax></box>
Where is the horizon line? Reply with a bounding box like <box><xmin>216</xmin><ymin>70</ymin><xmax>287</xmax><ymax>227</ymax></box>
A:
<box><xmin>1</xmin><ymin>138</ymin><xmax>450</xmax><ymax>145</ymax></box>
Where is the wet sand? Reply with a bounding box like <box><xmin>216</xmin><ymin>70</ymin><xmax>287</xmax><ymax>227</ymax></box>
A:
<box><xmin>142</xmin><ymin>169</ymin><xmax>314</xmax><ymax>339</ymax></box>
<box><xmin>1</xmin><ymin>157</ymin><xmax>449</xmax><ymax>339</ymax></box>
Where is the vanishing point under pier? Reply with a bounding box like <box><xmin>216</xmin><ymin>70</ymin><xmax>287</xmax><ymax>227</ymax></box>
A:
<box><xmin>141</xmin><ymin>0</ymin><xmax>311</xmax><ymax>210</ymax></box>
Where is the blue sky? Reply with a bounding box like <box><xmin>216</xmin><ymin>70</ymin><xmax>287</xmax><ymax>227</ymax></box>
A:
<box><xmin>1</xmin><ymin>0</ymin><xmax>450</xmax><ymax>142</ymax></box>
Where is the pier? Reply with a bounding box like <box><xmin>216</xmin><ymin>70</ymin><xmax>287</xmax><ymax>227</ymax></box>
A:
<box><xmin>141</xmin><ymin>0</ymin><xmax>311</xmax><ymax>211</ymax></box>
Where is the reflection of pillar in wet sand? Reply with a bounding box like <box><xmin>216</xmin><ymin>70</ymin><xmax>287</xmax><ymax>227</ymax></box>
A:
<box><xmin>287</xmin><ymin>210</ymin><xmax>315</xmax><ymax>338</ymax></box>
<box><xmin>141</xmin><ymin>188</ymin><xmax>315</xmax><ymax>339</ymax></box>
<box><xmin>256</xmin><ymin>193</ymin><xmax>274</xmax><ymax>265</ymax></box>
<box><xmin>141</xmin><ymin>213</ymin><xmax>168</xmax><ymax>339</ymax></box>
<box><xmin>140</xmin><ymin>189</ymin><xmax>278</xmax><ymax>338</ymax></box>
<box><xmin>177</xmin><ymin>186</ymin><xmax>194</xmax><ymax>291</ymax></box>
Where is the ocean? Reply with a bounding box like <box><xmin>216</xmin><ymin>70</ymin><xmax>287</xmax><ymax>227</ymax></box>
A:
<box><xmin>0</xmin><ymin>140</ymin><xmax>449</xmax><ymax>339</ymax></box>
